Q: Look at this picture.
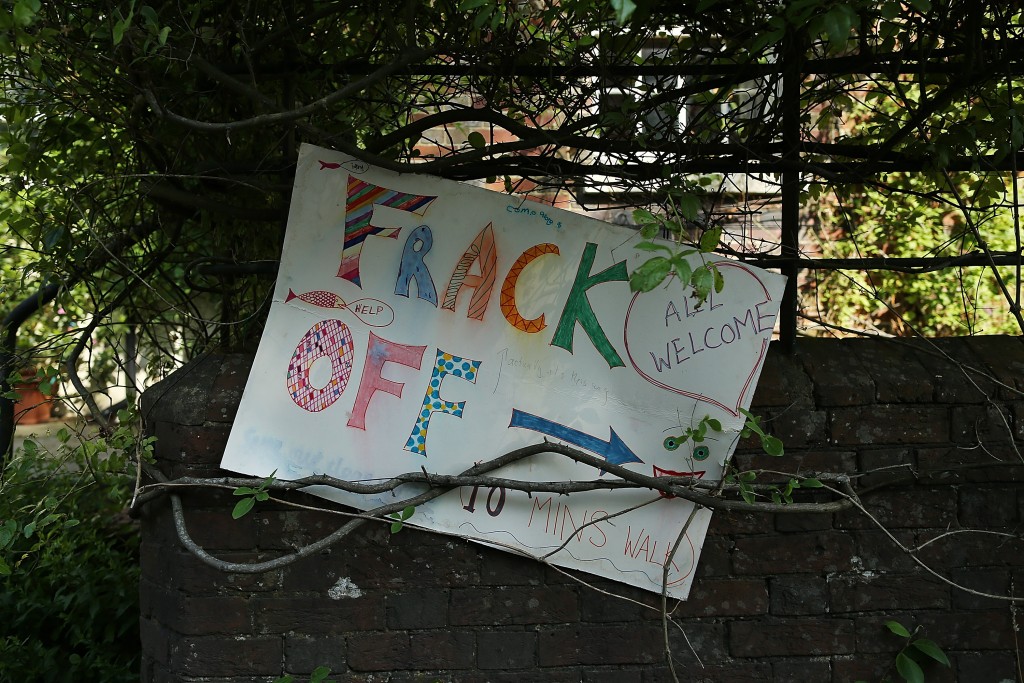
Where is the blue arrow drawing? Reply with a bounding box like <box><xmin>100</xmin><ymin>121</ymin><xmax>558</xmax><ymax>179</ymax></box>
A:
<box><xmin>508</xmin><ymin>409</ymin><xmax>644</xmax><ymax>466</ymax></box>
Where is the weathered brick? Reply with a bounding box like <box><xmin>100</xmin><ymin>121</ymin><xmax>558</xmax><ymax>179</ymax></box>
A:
<box><xmin>146</xmin><ymin>589</ymin><xmax>252</xmax><ymax>635</ymax></box>
<box><xmin>644</xmin><ymin>662</ymin><xmax>773</xmax><ymax>682</ymax></box>
<box><xmin>140</xmin><ymin>616</ymin><xmax>171</xmax><ymax>665</ymax></box>
<box><xmin>834</xmin><ymin>485</ymin><xmax>957</xmax><ymax>530</ymax></box>
<box><xmin>538</xmin><ymin>625</ymin><xmax>665</xmax><ymax>666</ymax></box>
<box><xmin>797</xmin><ymin>338</ymin><xmax>877</xmax><ymax>406</ymax></box>
<box><xmin>250</xmin><ymin>594</ymin><xmax>384</xmax><ymax>634</ymax></box>
<box><xmin>450</xmin><ymin>585</ymin><xmax>579</xmax><ymax>625</ymax></box>
<box><xmin>171</xmin><ymin>635</ymin><xmax>282</xmax><ymax>677</ymax></box>
<box><xmin>949</xmin><ymin>568</ymin><xmax>1011</xmax><ymax>610</ymax></box>
<box><xmin>407</xmin><ymin>630</ymin><xmax>475</xmax><ymax>669</ymax></box>
<box><xmin>347</xmin><ymin>632</ymin><xmax>408</xmax><ymax>671</ymax></box>
<box><xmin>829</xmin><ymin>573</ymin><xmax>948</xmax><ymax>613</ymax></box>
<box><xmin>479</xmin><ymin>547</ymin><xmax>544</xmax><ymax>585</ymax></box>
<box><xmin>904</xmin><ymin>337</ymin><xmax>994</xmax><ymax>403</ymax></box>
<box><xmin>583</xmin><ymin>667</ymin><xmax>643</xmax><ymax>683</ymax></box>
<box><xmin>829</xmin><ymin>404</ymin><xmax>950</xmax><ymax>445</ymax></box>
<box><xmin>773</xmin><ymin>658</ymin><xmax>831</xmax><ymax>681</ymax></box>
<box><xmin>951</xmin><ymin>403</ymin><xmax>1017</xmax><ymax>445</ymax></box>
<box><xmin>386</xmin><ymin>588</ymin><xmax>449</xmax><ymax>629</ymax></box>
<box><xmin>732</xmin><ymin>532</ymin><xmax>856</xmax><ymax>575</ymax></box>
<box><xmin>854</xmin><ymin>339</ymin><xmax>936</xmax><ymax>403</ymax></box>
<box><xmin>770</xmin><ymin>575</ymin><xmax>828</xmax><ymax>616</ymax></box>
<box><xmin>477</xmin><ymin>630</ymin><xmax>536</xmax><ymax>669</ymax></box>
<box><xmin>176</xmin><ymin>503</ymin><xmax>261</xmax><ymax>551</ymax></box>
<box><xmin>962</xmin><ymin>335</ymin><xmax>1024</xmax><ymax>399</ymax></box>
<box><xmin>674</xmin><ymin>578</ymin><xmax>769</xmax><ymax>617</ymax></box>
<box><xmin>750</xmin><ymin>344</ymin><xmax>814</xmax><ymax>408</ymax></box>
<box><xmin>153</xmin><ymin>421</ymin><xmax>231</xmax><ymax>465</ymax></box>
<box><xmin>958</xmin><ymin>485</ymin><xmax>1020</xmax><ymax>527</ymax></box>
<box><xmin>955</xmin><ymin>651</ymin><xmax>1019</xmax><ymax>682</ymax></box>
<box><xmin>283</xmin><ymin>635</ymin><xmax>346</xmax><ymax>673</ymax></box>
<box><xmin>730</xmin><ymin>618</ymin><xmax>856</xmax><ymax>657</ymax></box>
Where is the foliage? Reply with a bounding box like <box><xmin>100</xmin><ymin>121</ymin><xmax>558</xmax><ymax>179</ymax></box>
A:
<box><xmin>274</xmin><ymin>666</ymin><xmax>336</xmax><ymax>683</ymax></box>
<box><xmin>854</xmin><ymin>620</ymin><xmax>951</xmax><ymax>683</ymax></box>
<box><xmin>0</xmin><ymin>428</ymin><xmax>142</xmax><ymax>682</ymax></box>
<box><xmin>231</xmin><ymin>471</ymin><xmax>275</xmax><ymax>519</ymax></box>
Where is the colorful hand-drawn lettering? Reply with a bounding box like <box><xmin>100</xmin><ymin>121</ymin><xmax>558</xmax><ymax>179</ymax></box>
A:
<box><xmin>442</xmin><ymin>223</ymin><xmax>497</xmax><ymax>320</ymax></box>
<box><xmin>394</xmin><ymin>225</ymin><xmax>438</xmax><ymax>305</ymax></box>
<box><xmin>404</xmin><ymin>350</ymin><xmax>481</xmax><ymax>456</ymax></box>
<box><xmin>551</xmin><ymin>242</ymin><xmax>629</xmax><ymax>368</ymax></box>
<box><xmin>286</xmin><ymin>319</ymin><xmax>355</xmax><ymax>412</ymax></box>
<box><xmin>347</xmin><ymin>332</ymin><xmax>426</xmax><ymax>430</ymax></box>
<box><xmin>500</xmin><ymin>243</ymin><xmax>560</xmax><ymax>333</ymax></box>
<box><xmin>338</xmin><ymin>177</ymin><xmax>437</xmax><ymax>287</ymax></box>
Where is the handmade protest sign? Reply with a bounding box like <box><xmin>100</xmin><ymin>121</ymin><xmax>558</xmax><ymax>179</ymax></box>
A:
<box><xmin>221</xmin><ymin>143</ymin><xmax>786</xmax><ymax>598</ymax></box>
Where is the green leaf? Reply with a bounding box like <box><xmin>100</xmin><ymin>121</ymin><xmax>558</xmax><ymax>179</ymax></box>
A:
<box><xmin>634</xmin><ymin>241</ymin><xmax>673</xmax><ymax>254</ymax></box>
<box><xmin>762</xmin><ymin>435</ymin><xmax>784</xmax><ymax>456</ymax></box>
<box><xmin>400</xmin><ymin>505</ymin><xmax>415</xmax><ymax>521</ymax></box>
<box><xmin>12</xmin><ymin>0</ymin><xmax>40</xmax><ymax>26</ymax></box>
<box><xmin>632</xmin><ymin>208</ymin><xmax>658</xmax><ymax>225</ymax></box>
<box><xmin>629</xmin><ymin>257</ymin><xmax>672</xmax><ymax>292</ymax></box>
<box><xmin>390</xmin><ymin>520</ymin><xmax>404</xmax><ymax>533</ymax></box>
<box><xmin>676</xmin><ymin>193</ymin><xmax>702</xmax><ymax>221</ymax></box>
<box><xmin>23</xmin><ymin>521</ymin><xmax>35</xmax><ymax>538</ymax></box>
<box><xmin>739</xmin><ymin>470</ymin><xmax>757</xmax><ymax>483</ymax></box>
<box><xmin>706</xmin><ymin>418</ymin><xmax>722</xmax><ymax>431</ymax></box>
<box><xmin>459</xmin><ymin>0</ymin><xmax>490</xmax><ymax>10</ymax></box>
<box><xmin>699</xmin><ymin>226</ymin><xmax>722</xmax><ymax>252</ymax></box>
<box><xmin>113</xmin><ymin>20</ymin><xmax>128</xmax><ymax>45</ymax></box>
<box><xmin>233</xmin><ymin>487</ymin><xmax>255</xmax><ymax>496</ymax></box>
<box><xmin>885</xmin><ymin>620</ymin><xmax>912</xmax><ymax>638</ymax></box>
<box><xmin>672</xmin><ymin>259</ymin><xmax>692</xmax><ymax>288</ymax></box>
<box><xmin>272</xmin><ymin>676</ymin><xmax>295</xmax><ymax>683</ymax></box>
<box><xmin>0</xmin><ymin>556</ymin><xmax>11</xmax><ymax>576</ymax></box>
<box><xmin>232</xmin><ymin>497</ymin><xmax>256</xmax><ymax>519</ymax></box>
<box><xmin>895</xmin><ymin>651</ymin><xmax>925</xmax><ymax>683</ymax></box>
<box><xmin>310</xmin><ymin>666</ymin><xmax>332</xmax><ymax>683</ymax></box>
<box><xmin>610</xmin><ymin>0</ymin><xmax>637</xmax><ymax>24</ymax></box>
<box><xmin>911</xmin><ymin>639</ymin><xmax>950</xmax><ymax>666</ymax></box>
<box><xmin>800</xmin><ymin>478</ymin><xmax>824</xmax><ymax>488</ymax></box>
<box><xmin>691</xmin><ymin>265</ymin><xmax>714</xmax><ymax>298</ymax></box>
<box><xmin>467</xmin><ymin>131</ymin><xmax>486</xmax><ymax>149</ymax></box>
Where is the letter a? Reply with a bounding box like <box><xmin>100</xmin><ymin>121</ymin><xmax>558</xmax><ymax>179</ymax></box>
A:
<box><xmin>442</xmin><ymin>223</ymin><xmax>497</xmax><ymax>320</ymax></box>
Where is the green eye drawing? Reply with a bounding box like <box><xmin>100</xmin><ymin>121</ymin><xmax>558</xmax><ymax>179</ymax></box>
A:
<box><xmin>663</xmin><ymin>436</ymin><xmax>681</xmax><ymax>451</ymax></box>
<box><xmin>692</xmin><ymin>445</ymin><xmax>710</xmax><ymax>461</ymax></box>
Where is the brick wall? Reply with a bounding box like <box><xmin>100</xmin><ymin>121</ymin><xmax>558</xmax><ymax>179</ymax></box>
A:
<box><xmin>138</xmin><ymin>338</ymin><xmax>1024</xmax><ymax>682</ymax></box>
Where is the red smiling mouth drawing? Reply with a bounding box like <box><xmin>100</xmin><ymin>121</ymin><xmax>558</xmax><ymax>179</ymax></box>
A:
<box><xmin>652</xmin><ymin>465</ymin><xmax>706</xmax><ymax>498</ymax></box>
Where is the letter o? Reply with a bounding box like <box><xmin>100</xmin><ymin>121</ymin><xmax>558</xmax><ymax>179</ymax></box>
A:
<box><xmin>720</xmin><ymin>321</ymin><xmax>737</xmax><ymax>344</ymax></box>
<box><xmin>286</xmin><ymin>319</ymin><xmax>355</xmax><ymax>412</ymax></box>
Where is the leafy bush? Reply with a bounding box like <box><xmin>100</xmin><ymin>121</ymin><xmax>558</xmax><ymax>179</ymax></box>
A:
<box><xmin>0</xmin><ymin>432</ymin><xmax>141</xmax><ymax>683</ymax></box>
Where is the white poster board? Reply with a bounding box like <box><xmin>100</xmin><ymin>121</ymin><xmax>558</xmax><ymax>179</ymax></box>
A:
<box><xmin>221</xmin><ymin>143</ymin><xmax>786</xmax><ymax>598</ymax></box>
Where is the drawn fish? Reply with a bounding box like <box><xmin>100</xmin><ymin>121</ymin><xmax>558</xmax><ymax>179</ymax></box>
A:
<box><xmin>285</xmin><ymin>288</ymin><xmax>347</xmax><ymax>309</ymax></box>
<box><xmin>284</xmin><ymin>289</ymin><xmax>396</xmax><ymax>328</ymax></box>
<box><xmin>318</xmin><ymin>160</ymin><xmax>342</xmax><ymax>170</ymax></box>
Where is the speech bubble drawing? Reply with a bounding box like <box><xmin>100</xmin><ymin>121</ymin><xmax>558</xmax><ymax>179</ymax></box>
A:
<box><xmin>623</xmin><ymin>261</ymin><xmax>783</xmax><ymax>417</ymax></box>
